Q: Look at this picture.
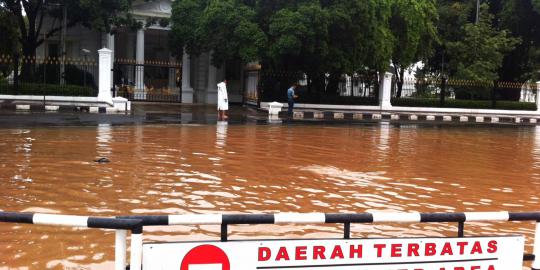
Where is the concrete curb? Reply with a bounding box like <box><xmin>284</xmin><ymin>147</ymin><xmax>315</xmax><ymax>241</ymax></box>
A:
<box><xmin>1</xmin><ymin>104</ymin><xmax>130</xmax><ymax>114</ymax></box>
<box><xmin>278</xmin><ymin>110</ymin><xmax>540</xmax><ymax>126</ymax></box>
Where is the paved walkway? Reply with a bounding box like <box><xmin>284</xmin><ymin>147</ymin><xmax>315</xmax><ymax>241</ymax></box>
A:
<box><xmin>0</xmin><ymin>102</ymin><xmax>538</xmax><ymax>127</ymax></box>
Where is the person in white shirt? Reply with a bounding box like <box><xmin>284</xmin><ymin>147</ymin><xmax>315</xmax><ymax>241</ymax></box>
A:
<box><xmin>217</xmin><ymin>80</ymin><xmax>229</xmax><ymax>120</ymax></box>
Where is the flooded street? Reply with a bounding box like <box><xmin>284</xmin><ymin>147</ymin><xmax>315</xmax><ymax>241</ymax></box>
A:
<box><xmin>1</xmin><ymin>122</ymin><xmax>540</xmax><ymax>269</ymax></box>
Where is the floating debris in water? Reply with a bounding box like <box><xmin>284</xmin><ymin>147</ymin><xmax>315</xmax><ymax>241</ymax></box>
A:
<box><xmin>94</xmin><ymin>158</ymin><xmax>110</xmax><ymax>163</ymax></box>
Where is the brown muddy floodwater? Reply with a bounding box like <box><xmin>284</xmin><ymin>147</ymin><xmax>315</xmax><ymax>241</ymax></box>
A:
<box><xmin>0</xmin><ymin>123</ymin><xmax>540</xmax><ymax>269</ymax></box>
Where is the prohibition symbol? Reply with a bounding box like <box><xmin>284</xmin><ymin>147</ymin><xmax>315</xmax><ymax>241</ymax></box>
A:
<box><xmin>180</xmin><ymin>245</ymin><xmax>231</xmax><ymax>270</ymax></box>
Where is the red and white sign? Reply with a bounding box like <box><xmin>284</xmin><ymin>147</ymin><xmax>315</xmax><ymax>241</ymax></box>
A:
<box><xmin>143</xmin><ymin>236</ymin><xmax>524</xmax><ymax>270</ymax></box>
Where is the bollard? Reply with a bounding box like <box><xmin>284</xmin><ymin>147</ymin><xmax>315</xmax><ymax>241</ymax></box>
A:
<box><xmin>533</xmin><ymin>222</ymin><xmax>540</xmax><ymax>270</ymax></box>
<box><xmin>268</xmin><ymin>102</ymin><xmax>283</xmax><ymax>117</ymax></box>
<box><xmin>115</xmin><ymin>230</ymin><xmax>127</xmax><ymax>270</ymax></box>
<box><xmin>130</xmin><ymin>230</ymin><xmax>143</xmax><ymax>270</ymax></box>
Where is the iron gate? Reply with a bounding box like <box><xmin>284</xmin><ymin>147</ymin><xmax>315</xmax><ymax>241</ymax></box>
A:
<box><xmin>113</xmin><ymin>59</ymin><xmax>182</xmax><ymax>103</ymax></box>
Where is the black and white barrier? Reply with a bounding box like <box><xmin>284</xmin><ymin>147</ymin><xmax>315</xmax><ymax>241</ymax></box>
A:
<box><xmin>120</xmin><ymin>211</ymin><xmax>540</xmax><ymax>270</ymax></box>
<box><xmin>0</xmin><ymin>212</ymin><xmax>143</xmax><ymax>270</ymax></box>
<box><xmin>121</xmin><ymin>211</ymin><xmax>540</xmax><ymax>225</ymax></box>
<box><xmin>3</xmin><ymin>211</ymin><xmax>540</xmax><ymax>269</ymax></box>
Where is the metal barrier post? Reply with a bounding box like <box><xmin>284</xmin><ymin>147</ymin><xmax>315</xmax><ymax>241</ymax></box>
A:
<box><xmin>532</xmin><ymin>222</ymin><xmax>540</xmax><ymax>270</ymax></box>
<box><xmin>130</xmin><ymin>229</ymin><xmax>143</xmax><ymax>270</ymax></box>
<box><xmin>115</xmin><ymin>230</ymin><xmax>127</xmax><ymax>270</ymax></box>
<box><xmin>458</xmin><ymin>222</ymin><xmax>465</xmax><ymax>238</ymax></box>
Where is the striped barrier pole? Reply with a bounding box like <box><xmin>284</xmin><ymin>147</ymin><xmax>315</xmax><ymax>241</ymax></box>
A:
<box><xmin>0</xmin><ymin>212</ymin><xmax>142</xmax><ymax>270</ymax></box>
<box><xmin>122</xmin><ymin>211</ymin><xmax>540</xmax><ymax>226</ymax></box>
<box><xmin>120</xmin><ymin>211</ymin><xmax>540</xmax><ymax>265</ymax></box>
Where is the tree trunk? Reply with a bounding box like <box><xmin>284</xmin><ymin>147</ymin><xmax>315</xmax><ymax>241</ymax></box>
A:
<box><xmin>20</xmin><ymin>42</ymin><xmax>37</xmax><ymax>83</ymax></box>
<box><xmin>326</xmin><ymin>73</ymin><xmax>340</xmax><ymax>95</ymax></box>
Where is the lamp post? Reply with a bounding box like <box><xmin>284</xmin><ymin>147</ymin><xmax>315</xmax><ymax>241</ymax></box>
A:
<box><xmin>475</xmin><ymin>0</ymin><xmax>480</xmax><ymax>24</ymax></box>
<box><xmin>81</xmin><ymin>49</ymin><xmax>90</xmax><ymax>88</ymax></box>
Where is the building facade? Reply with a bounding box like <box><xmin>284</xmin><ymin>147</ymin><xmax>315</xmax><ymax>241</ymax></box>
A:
<box><xmin>36</xmin><ymin>0</ymin><xmax>253</xmax><ymax>104</ymax></box>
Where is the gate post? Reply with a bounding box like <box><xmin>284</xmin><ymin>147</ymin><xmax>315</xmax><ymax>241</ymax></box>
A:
<box><xmin>533</xmin><ymin>222</ymin><xmax>540</xmax><ymax>270</ymax></box>
<box><xmin>379</xmin><ymin>72</ymin><xmax>393</xmax><ymax>111</ymax></box>
<box><xmin>98</xmin><ymin>48</ymin><xmax>114</xmax><ymax>105</ymax></box>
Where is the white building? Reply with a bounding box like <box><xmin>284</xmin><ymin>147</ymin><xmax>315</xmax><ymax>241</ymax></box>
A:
<box><xmin>36</xmin><ymin>0</ymin><xmax>253</xmax><ymax>104</ymax></box>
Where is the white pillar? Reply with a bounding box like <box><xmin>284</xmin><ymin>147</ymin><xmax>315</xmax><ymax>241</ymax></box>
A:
<box><xmin>98</xmin><ymin>48</ymin><xmax>113</xmax><ymax>105</ymax></box>
<box><xmin>135</xmin><ymin>29</ymin><xmax>145</xmax><ymax>91</ymax></box>
<box><xmin>379</xmin><ymin>72</ymin><xmax>393</xmax><ymax>111</ymax></box>
<box><xmin>105</xmin><ymin>33</ymin><xmax>115</xmax><ymax>90</ymax></box>
<box><xmin>206</xmin><ymin>53</ymin><xmax>218</xmax><ymax>104</ymax></box>
<box><xmin>181</xmin><ymin>49</ymin><xmax>194</xmax><ymax>103</ymax></box>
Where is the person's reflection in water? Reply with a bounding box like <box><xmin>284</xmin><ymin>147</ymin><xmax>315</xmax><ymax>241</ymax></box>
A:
<box><xmin>216</xmin><ymin>121</ymin><xmax>228</xmax><ymax>149</ymax></box>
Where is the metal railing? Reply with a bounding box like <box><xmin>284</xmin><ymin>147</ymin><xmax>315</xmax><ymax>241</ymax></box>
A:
<box><xmin>0</xmin><ymin>55</ymin><xmax>98</xmax><ymax>98</ymax></box>
<box><xmin>113</xmin><ymin>59</ymin><xmax>181</xmax><ymax>103</ymax></box>
<box><xmin>0</xmin><ymin>211</ymin><xmax>143</xmax><ymax>270</ymax></box>
<box><xmin>2</xmin><ymin>211</ymin><xmax>540</xmax><ymax>269</ymax></box>
<box><xmin>392</xmin><ymin>77</ymin><xmax>539</xmax><ymax>110</ymax></box>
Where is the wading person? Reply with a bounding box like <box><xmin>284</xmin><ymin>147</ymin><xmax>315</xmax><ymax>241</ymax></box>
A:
<box><xmin>217</xmin><ymin>80</ymin><xmax>229</xmax><ymax>120</ymax></box>
<box><xmin>287</xmin><ymin>83</ymin><xmax>299</xmax><ymax>116</ymax></box>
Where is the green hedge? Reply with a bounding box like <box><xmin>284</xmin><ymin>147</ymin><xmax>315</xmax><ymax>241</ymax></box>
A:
<box><xmin>0</xmin><ymin>82</ymin><xmax>97</xmax><ymax>97</ymax></box>
<box><xmin>263</xmin><ymin>95</ymin><xmax>378</xmax><ymax>106</ymax></box>
<box><xmin>392</xmin><ymin>98</ymin><xmax>537</xmax><ymax>111</ymax></box>
<box><xmin>298</xmin><ymin>95</ymin><xmax>378</xmax><ymax>106</ymax></box>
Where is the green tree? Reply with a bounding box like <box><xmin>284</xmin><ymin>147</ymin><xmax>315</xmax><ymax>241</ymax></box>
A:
<box><xmin>534</xmin><ymin>0</ymin><xmax>540</xmax><ymax>12</ymax></box>
<box><xmin>0</xmin><ymin>8</ymin><xmax>18</xmax><ymax>56</ymax></box>
<box><xmin>498</xmin><ymin>0</ymin><xmax>540</xmax><ymax>82</ymax></box>
<box><xmin>425</xmin><ymin>0</ymin><xmax>474</xmax><ymax>77</ymax></box>
<box><xmin>446</xmin><ymin>4</ymin><xmax>518</xmax><ymax>81</ymax></box>
<box><xmin>446</xmin><ymin>4</ymin><xmax>519</xmax><ymax>99</ymax></box>
<box><xmin>1</xmin><ymin>0</ymin><xmax>142</xmax><ymax>86</ymax></box>
<box><xmin>170</xmin><ymin>0</ymin><xmax>396</xmax><ymax>97</ymax></box>
<box><xmin>169</xmin><ymin>0</ymin><xmax>209</xmax><ymax>57</ymax></box>
<box><xmin>1</xmin><ymin>0</ymin><xmax>137</xmax><ymax>58</ymax></box>
<box><xmin>389</xmin><ymin>0</ymin><xmax>438</xmax><ymax>97</ymax></box>
<box><xmin>0</xmin><ymin>8</ymin><xmax>19</xmax><ymax>81</ymax></box>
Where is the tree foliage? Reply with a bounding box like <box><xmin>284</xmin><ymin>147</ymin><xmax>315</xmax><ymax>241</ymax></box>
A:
<box><xmin>446</xmin><ymin>4</ymin><xmax>518</xmax><ymax>82</ymax></box>
<box><xmin>0</xmin><ymin>8</ymin><xmax>18</xmax><ymax>56</ymax></box>
<box><xmin>171</xmin><ymin>0</ymin><xmax>430</xmax><ymax>94</ymax></box>
<box><xmin>0</xmin><ymin>0</ymin><xmax>138</xmax><ymax>57</ymax></box>
<box><xmin>389</xmin><ymin>0</ymin><xmax>438</xmax><ymax>97</ymax></box>
<box><xmin>498</xmin><ymin>0</ymin><xmax>540</xmax><ymax>82</ymax></box>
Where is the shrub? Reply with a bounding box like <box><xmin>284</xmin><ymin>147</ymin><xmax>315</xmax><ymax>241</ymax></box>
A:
<box><xmin>392</xmin><ymin>98</ymin><xmax>537</xmax><ymax>111</ymax></box>
<box><xmin>0</xmin><ymin>82</ymin><xmax>97</xmax><ymax>97</ymax></box>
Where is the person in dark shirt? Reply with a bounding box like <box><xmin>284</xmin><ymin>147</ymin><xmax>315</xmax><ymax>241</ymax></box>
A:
<box><xmin>287</xmin><ymin>84</ymin><xmax>299</xmax><ymax>116</ymax></box>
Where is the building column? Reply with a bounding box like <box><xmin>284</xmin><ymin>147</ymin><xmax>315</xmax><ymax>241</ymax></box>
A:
<box><xmin>135</xmin><ymin>29</ymin><xmax>145</xmax><ymax>92</ymax></box>
<box><xmin>206</xmin><ymin>52</ymin><xmax>218</xmax><ymax>104</ymax></box>
<box><xmin>181</xmin><ymin>49</ymin><xmax>194</xmax><ymax>103</ymax></box>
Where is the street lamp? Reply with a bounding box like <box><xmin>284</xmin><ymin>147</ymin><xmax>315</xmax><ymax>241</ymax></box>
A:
<box><xmin>476</xmin><ymin>0</ymin><xmax>480</xmax><ymax>24</ymax></box>
<box><xmin>81</xmin><ymin>49</ymin><xmax>90</xmax><ymax>88</ymax></box>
